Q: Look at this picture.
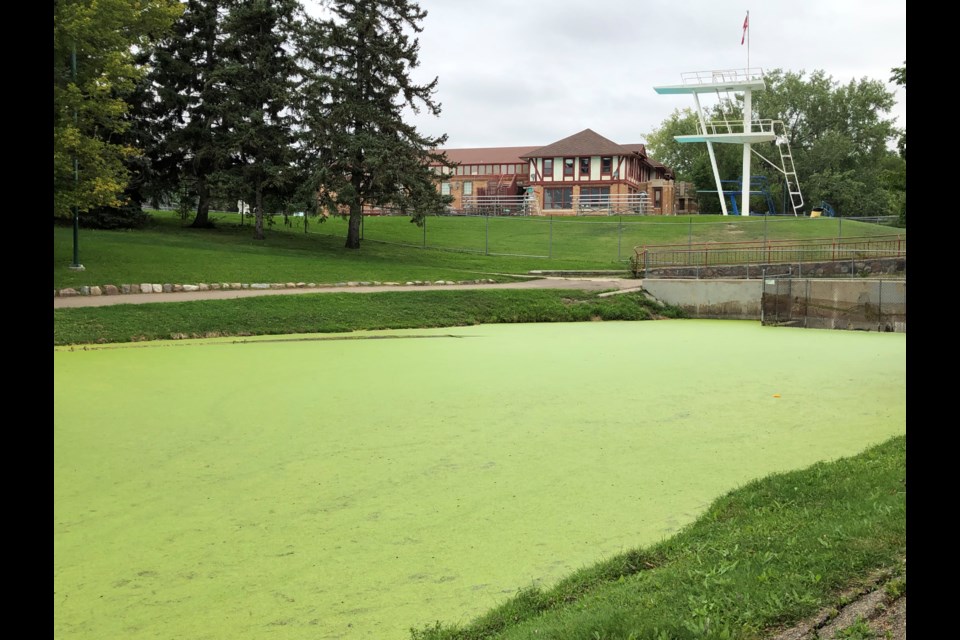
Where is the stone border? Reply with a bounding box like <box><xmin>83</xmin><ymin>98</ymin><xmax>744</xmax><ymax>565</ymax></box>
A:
<box><xmin>54</xmin><ymin>279</ymin><xmax>501</xmax><ymax>298</ymax></box>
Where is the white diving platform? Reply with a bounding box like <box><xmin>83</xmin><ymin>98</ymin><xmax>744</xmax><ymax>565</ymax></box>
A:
<box><xmin>675</xmin><ymin>133</ymin><xmax>776</xmax><ymax>144</ymax></box>
<box><xmin>652</xmin><ymin>68</ymin><xmax>804</xmax><ymax>216</ymax></box>
<box><xmin>653</xmin><ymin>69</ymin><xmax>766</xmax><ymax>96</ymax></box>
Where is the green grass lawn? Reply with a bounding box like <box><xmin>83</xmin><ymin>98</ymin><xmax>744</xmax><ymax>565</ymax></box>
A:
<box><xmin>53</xmin><ymin>289</ymin><xmax>683</xmax><ymax>346</ymax></box>
<box><xmin>53</xmin><ymin>210</ymin><xmax>903</xmax><ymax>290</ymax></box>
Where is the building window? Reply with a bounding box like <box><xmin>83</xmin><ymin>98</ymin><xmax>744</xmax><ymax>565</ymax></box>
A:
<box><xmin>579</xmin><ymin>186</ymin><xmax>610</xmax><ymax>209</ymax></box>
<box><xmin>601</xmin><ymin>157</ymin><xmax>612</xmax><ymax>175</ymax></box>
<box><xmin>544</xmin><ymin>187</ymin><xmax>573</xmax><ymax>209</ymax></box>
<box><xmin>543</xmin><ymin>158</ymin><xmax>554</xmax><ymax>177</ymax></box>
<box><xmin>563</xmin><ymin>158</ymin><xmax>575</xmax><ymax>177</ymax></box>
<box><xmin>441</xmin><ymin>182</ymin><xmax>451</xmax><ymax>196</ymax></box>
<box><xmin>463</xmin><ymin>181</ymin><xmax>473</xmax><ymax>196</ymax></box>
<box><xmin>517</xmin><ymin>163</ymin><xmax>526</xmax><ymax>174</ymax></box>
<box><xmin>654</xmin><ymin>187</ymin><xmax>662</xmax><ymax>209</ymax></box>
<box><xmin>579</xmin><ymin>157</ymin><xmax>590</xmax><ymax>177</ymax></box>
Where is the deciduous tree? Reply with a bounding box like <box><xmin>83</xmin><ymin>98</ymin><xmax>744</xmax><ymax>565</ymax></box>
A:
<box><xmin>53</xmin><ymin>0</ymin><xmax>183</xmax><ymax>219</ymax></box>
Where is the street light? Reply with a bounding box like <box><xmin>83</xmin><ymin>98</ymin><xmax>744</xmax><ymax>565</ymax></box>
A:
<box><xmin>69</xmin><ymin>41</ymin><xmax>84</xmax><ymax>271</ymax></box>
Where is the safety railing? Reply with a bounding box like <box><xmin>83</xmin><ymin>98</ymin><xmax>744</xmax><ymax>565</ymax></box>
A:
<box><xmin>633</xmin><ymin>235</ymin><xmax>906</xmax><ymax>274</ymax></box>
<box><xmin>696</xmin><ymin>118</ymin><xmax>779</xmax><ymax>136</ymax></box>
<box><xmin>455</xmin><ymin>195</ymin><xmax>537</xmax><ymax>216</ymax></box>
<box><xmin>575</xmin><ymin>193</ymin><xmax>649</xmax><ymax>215</ymax></box>
<box><xmin>680</xmin><ymin>68</ymin><xmax>765</xmax><ymax>86</ymax></box>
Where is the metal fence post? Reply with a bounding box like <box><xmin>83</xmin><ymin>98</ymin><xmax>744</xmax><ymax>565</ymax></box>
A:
<box><xmin>423</xmin><ymin>215</ymin><xmax>426</xmax><ymax>248</ymax></box>
<box><xmin>485</xmin><ymin>213</ymin><xmax>489</xmax><ymax>255</ymax></box>
<box><xmin>618</xmin><ymin>216</ymin><xmax>622</xmax><ymax>261</ymax></box>
<box><xmin>878</xmin><ymin>279</ymin><xmax>884</xmax><ymax>331</ymax></box>
<box><xmin>549</xmin><ymin>215</ymin><xmax>553</xmax><ymax>259</ymax></box>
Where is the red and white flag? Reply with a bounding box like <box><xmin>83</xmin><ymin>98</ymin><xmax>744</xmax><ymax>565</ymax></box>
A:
<box><xmin>741</xmin><ymin>12</ymin><xmax>749</xmax><ymax>45</ymax></box>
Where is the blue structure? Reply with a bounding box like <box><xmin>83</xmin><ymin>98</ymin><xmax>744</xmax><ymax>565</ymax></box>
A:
<box><xmin>697</xmin><ymin>176</ymin><xmax>778</xmax><ymax>215</ymax></box>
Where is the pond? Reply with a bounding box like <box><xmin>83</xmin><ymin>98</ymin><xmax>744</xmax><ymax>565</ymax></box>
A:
<box><xmin>54</xmin><ymin>320</ymin><xmax>906</xmax><ymax>639</ymax></box>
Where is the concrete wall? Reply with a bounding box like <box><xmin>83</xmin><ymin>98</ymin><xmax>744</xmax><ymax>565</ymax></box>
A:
<box><xmin>641</xmin><ymin>277</ymin><xmax>907</xmax><ymax>332</ymax></box>
<box><xmin>642</xmin><ymin>278</ymin><xmax>762</xmax><ymax>319</ymax></box>
<box><xmin>762</xmin><ymin>279</ymin><xmax>906</xmax><ymax>332</ymax></box>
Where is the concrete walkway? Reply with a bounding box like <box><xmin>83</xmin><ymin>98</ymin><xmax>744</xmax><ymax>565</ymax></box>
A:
<box><xmin>54</xmin><ymin>276</ymin><xmax>646</xmax><ymax>309</ymax></box>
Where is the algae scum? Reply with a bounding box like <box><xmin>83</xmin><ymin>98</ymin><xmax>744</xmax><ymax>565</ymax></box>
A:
<box><xmin>54</xmin><ymin>320</ymin><xmax>906</xmax><ymax>639</ymax></box>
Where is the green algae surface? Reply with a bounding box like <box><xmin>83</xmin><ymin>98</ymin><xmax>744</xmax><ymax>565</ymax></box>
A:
<box><xmin>54</xmin><ymin>320</ymin><xmax>906</xmax><ymax>639</ymax></box>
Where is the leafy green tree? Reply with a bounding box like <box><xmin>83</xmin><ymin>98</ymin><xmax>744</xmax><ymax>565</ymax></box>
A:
<box><xmin>890</xmin><ymin>62</ymin><xmax>906</xmax><ymax>89</ymax></box>
<box><xmin>53</xmin><ymin>0</ymin><xmax>183</xmax><ymax>220</ymax></box>
<box><xmin>889</xmin><ymin>61</ymin><xmax>906</xmax><ymax>226</ymax></box>
<box><xmin>299</xmin><ymin>0</ymin><xmax>451</xmax><ymax>249</ymax></box>
<box><xmin>219</xmin><ymin>0</ymin><xmax>305</xmax><ymax>239</ymax></box>
<box><xmin>890</xmin><ymin>61</ymin><xmax>906</xmax><ymax>161</ymax></box>
<box><xmin>752</xmin><ymin>69</ymin><xmax>900</xmax><ymax>217</ymax></box>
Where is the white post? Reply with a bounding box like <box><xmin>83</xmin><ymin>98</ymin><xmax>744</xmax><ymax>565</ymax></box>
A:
<box><xmin>695</xmin><ymin>92</ymin><xmax>729</xmax><ymax>216</ymax></box>
<box><xmin>742</xmin><ymin>87</ymin><xmax>752</xmax><ymax>216</ymax></box>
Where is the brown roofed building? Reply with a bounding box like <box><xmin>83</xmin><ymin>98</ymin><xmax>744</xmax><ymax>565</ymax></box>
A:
<box><xmin>432</xmin><ymin>129</ymin><xmax>695</xmax><ymax>215</ymax></box>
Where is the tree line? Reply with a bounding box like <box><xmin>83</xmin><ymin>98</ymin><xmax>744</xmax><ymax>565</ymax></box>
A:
<box><xmin>54</xmin><ymin>0</ymin><xmax>450</xmax><ymax>248</ymax></box>
<box><xmin>54</xmin><ymin>1</ymin><xmax>906</xmax><ymax>252</ymax></box>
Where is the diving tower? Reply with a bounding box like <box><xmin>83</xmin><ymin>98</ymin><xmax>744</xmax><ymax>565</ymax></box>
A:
<box><xmin>654</xmin><ymin>69</ymin><xmax>803</xmax><ymax>216</ymax></box>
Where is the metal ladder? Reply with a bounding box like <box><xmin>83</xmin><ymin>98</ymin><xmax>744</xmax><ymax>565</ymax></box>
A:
<box><xmin>773</xmin><ymin>121</ymin><xmax>804</xmax><ymax>215</ymax></box>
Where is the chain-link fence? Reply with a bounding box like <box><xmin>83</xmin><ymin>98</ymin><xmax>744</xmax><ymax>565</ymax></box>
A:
<box><xmin>299</xmin><ymin>213</ymin><xmax>904</xmax><ymax>264</ymax></box>
<box><xmin>761</xmin><ymin>278</ymin><xmax>906</xmax><ymax>332</ymax></box>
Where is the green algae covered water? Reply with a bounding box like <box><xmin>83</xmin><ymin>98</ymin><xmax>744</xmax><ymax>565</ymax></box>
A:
<box><xmin>54</xmin><ymin>320</ymin><xmax>906</xmax><ymax>639</ymax></box>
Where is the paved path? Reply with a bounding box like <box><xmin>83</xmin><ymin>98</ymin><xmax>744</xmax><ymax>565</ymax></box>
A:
<box><xmin>54</xmin><ymin>276</ymin><xmax>646</xmax><ymax>308</ymax></box>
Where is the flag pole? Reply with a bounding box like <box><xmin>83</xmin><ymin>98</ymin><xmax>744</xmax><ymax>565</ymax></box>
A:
<box><xmin>746</xmin><ymin>10</ymin><xmax>750</xmax><ymax>70</ymax></box>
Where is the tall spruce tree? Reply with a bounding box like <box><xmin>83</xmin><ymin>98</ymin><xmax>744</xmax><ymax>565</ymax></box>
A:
<box><xmin>220</xmin><ymin>0</ymin><xmax>305</xmax><ymax>239</ymax></box>
<box><xmin>146</xmin><ymin>0</ymin><xmax>232</xmax><ymax>228</ymax></box>
<box><xmin>300</xmin><ymin>0</ymin><xmax>450</xmax><ymax>249</ymax></box>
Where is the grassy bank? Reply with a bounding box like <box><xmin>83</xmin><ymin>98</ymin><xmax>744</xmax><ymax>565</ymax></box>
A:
<box><xmin>53</xmin><ymin>289</ymin><xmax>683</xmax><ymax>346</ymax></box>
<box><xmin>409</xmin><ymin>435</ymin><xmax>906</xmax><ymax>640</ymax></box>
<box><xmin>54</xmin><ymin>211</ymin><xmax>902</xmax><ymax>290</ymax></box>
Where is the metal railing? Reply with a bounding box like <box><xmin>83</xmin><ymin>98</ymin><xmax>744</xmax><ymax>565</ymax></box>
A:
<box><xmin>680</xmin><ymin>68</ymin><xmax>765</xmax><ymax>85</ymax></box>
<box><xmin>455</xmin><ymin>195</ymin><xmax>538</xmax><ymax>216</ymax></box>
<box><xmin>636</xmin><ymin>235</ymin><xmax>904</xmax><ymax>267</ymax></box>
<box><xmin>696</xmin><ymin>118</ymin><xmax>780</xmax><ymax>136</ymax></box>
<box><xmin>633</xmin><ymin>235</ymin><xmax>906</xmax><ymax>278</ymax></box>
<box><xmin>574</xmin><ymin>193</ymin><xmax>649</xmax><ymax>215</ymax></box>
<box><xmin>452</xmin><ymin>193</ymin><xmax>652</xmax><ymax>216</ymax></box>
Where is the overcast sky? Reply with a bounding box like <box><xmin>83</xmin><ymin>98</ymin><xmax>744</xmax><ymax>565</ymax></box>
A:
<box><xmin>372</xmin><ymin>0</ymin><xmax>906</xmax><ymax>150</ymax></box>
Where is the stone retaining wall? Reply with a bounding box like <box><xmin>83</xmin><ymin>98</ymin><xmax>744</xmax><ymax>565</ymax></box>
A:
<box><xmin>55</xmin><ymin>279</ymin><xmax>500</xmax><ymax>298</ymax></box>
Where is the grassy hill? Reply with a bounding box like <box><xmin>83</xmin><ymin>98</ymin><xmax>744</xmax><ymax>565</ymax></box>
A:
<box><xmin>54</xmin><ymin>210</ymin><xmax>903</xmax><ymax>290</ymax></box>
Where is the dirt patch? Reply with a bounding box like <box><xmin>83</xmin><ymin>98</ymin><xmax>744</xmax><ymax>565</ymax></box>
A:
<box><xmin>768</xmin><ymin>560</ymin><xmax>905</xmax><ymax>639</ymax></box>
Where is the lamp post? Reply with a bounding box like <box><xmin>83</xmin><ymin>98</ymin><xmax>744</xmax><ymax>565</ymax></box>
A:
<box><xmin>69</xmin><ymin>42</ymin><xmax>84</xmax><ymax>271</ymax></box>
